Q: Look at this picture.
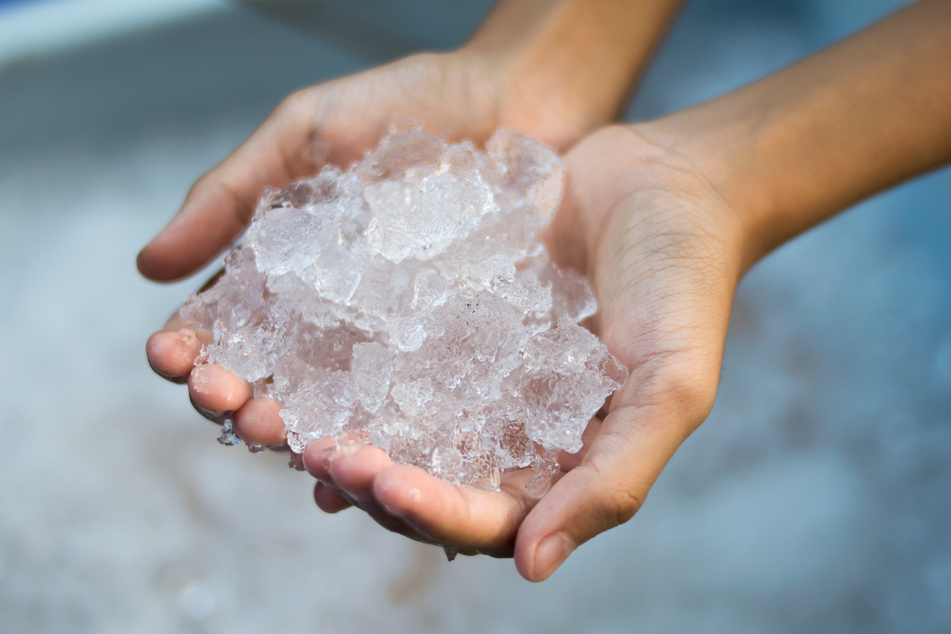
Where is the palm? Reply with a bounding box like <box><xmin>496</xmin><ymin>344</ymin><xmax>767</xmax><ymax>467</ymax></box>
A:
<box><xmin>295</xmin><ymin>126</ymin><xmax>744</xmax><ymax>571</ymax></box>
<box><xmin>144</xmin><ymin>68</ymin><xmax>743</xmax><ymax>576</ymax></box>
<box><xmin>142</xmin><ymin>53</ymin><xmax>598</xmax><ymax>557</ymax></box>
<box><xmin>509</xmin><ymin>127</ymin><xmax>741</xmax><ymax>574</ymax></box>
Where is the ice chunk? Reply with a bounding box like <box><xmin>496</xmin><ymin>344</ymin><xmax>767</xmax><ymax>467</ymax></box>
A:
<box><xmin>178</xmin><ymin>130</ymin><xmax>627</xmax><ymax>489</ymax></box>
<box><xmin>363</xmin><ymin>146</ymin><xmax>499</xmax><ymax>262</ymax></box>
<box><xmin>351</xmin><ymin>342</ymin><xmax>394</xmax><ymax>414</ymax></box>
<box><xmin>519</xmin><ymin>323</ymin><xmax>628</xmax><ymax>453</ymax></box>
<box><xmin>246</xmin><ymin>206</ymin><xmax>323</xmax><ymax>276</ymax></box>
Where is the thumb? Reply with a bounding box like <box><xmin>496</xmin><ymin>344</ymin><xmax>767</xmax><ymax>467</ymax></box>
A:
<box><xmin>513</xmin><ymin>381</ymin><xmax>712</xmax><ymax>582</ymax></box>
<box><xmin>137</xmin><ymin>90</ymin><xmax>326</xmax><ymax>282</ymax></box>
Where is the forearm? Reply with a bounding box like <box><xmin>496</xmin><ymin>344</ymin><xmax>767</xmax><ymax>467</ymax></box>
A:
<box><xmin>646</xmin><ymin>0</ymin><xmax>951</xmax><ymax>270</ymax></box>
<box><xmin>465</xmin><ymin>0</ymin><xmax>684</xmax><ymax>145</ymax></box>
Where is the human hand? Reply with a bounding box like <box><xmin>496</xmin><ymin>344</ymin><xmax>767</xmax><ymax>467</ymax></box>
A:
<box><xmin>296</xmin><ymin>123</ymin><xmax>747</xmax><ymax>578</ymax></box>
<box><xmin>206</xmin><ymin>0</ymin><xmax>950</xmax><ymax>579</ymax></box>
<box><xmin>138</xmin><ymin>50</ymin><xmax>584</xmax><ymax>284</ymax></box>
<box><xmin>142</xmin><ymin>45</ymin><xmax>606</xmax><ymax>432</ymax></box>
<box><xmin>142</xmin><ymin>0</ymin><xmax>695</xmax><ymax>555</ymax></box>
<box><xmin>139</xmin><ymin>0</ymin><xmax>688</xmax><ymax>281</ymax></box>
<box><xmin>144</xmin><ymin>117</ymin><xmax>744</xmax><ymax>573</ymax></box>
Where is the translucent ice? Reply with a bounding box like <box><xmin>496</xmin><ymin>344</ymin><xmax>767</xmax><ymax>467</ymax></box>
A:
<box><xmin>180</xmin><ymin>129</ymin><xmax>628</xmax><ymax>489</ymax></box>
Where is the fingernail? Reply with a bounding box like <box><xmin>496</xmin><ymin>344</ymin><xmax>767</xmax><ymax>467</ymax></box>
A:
<box><xmin>188</xmin><ymin>393</ymin><xmax>229</xmax><ymax>424</ymax></box>
<box><xmin>317</xmin><ymin>447</ymin><xmax>337</xmax><ymax>481</ymax></box>
<box><xmin>303</xmin><ymin>444</ymin><xmax>337</xmax><ymax>480</ymax></box>
<box><xmin>188</xmin><ymin>364</ymin><xmax>212</xmax><ymax>392</ymax></box>
<box><xmin>380</xmin><ymin>500</ymin><xmax>401</xmax><ymax>517</ymax></box>
<box><xmin>195</xmin><ymin>404</ymin><xmax>226</xmax><ymax>419</ymax></box>
<box><xmin>534</xmin><ymin>534</ymin><xmax>573</xmax><ymax>581</ymax></box>
<box><xmin>147</xmin><ymin>361</ymin><xmax>188</xmax><ymax>384</ymax></box>
<box><xmin>289</xmin><ymin>451</ymin><xmax>305</xmax><ymax>471</ymax></box>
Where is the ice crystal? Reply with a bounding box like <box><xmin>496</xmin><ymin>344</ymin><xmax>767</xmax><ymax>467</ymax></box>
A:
<box><xmin>180</xmin><ymin>130</ymin><xmax>627</xmax><ymax>489</ymax></box>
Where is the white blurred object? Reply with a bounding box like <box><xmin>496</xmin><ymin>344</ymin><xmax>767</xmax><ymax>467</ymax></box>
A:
<box><xmin>0</xmin><ymin>0</ymin><xmax>226</xmax><ymax>66</ymax></box>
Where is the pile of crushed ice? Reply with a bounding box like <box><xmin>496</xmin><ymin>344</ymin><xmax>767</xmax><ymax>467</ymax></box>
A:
<box><xmin>180</xmin><ymin>130</ymin><xmax>627</xmax><ymax>489</ymax></box>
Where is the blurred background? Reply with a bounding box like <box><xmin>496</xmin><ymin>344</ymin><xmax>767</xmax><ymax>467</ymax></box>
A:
<box><xmin>1</xmin><ymin>0</ymin><xmax>949</xmax><ymax>631</ymax></box>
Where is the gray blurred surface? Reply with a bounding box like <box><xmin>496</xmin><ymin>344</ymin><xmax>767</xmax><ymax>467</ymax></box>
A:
<box><xmin>1</xmin><ymin>1</ymin><xmax>949</xmax><ymax>632</ymax></box>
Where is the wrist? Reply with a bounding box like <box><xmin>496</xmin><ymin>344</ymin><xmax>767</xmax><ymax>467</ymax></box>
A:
<box><xmin>639</xmin><ymin>0</ymin><xmax>951</xmax><ymax>273</ymax></box>
<box><xmin>630</xmin><ymin>116</ymin><xmax>766</xmax><ymax>275</ymax></box>
<box><xmin>461</xmin><ymin>0</ymin><xmax>684</xmax><ymax>150</ymax></box>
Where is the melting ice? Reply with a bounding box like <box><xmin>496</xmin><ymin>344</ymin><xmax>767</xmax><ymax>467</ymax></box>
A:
<box><xmin>180</xmin><ymin>130</ymin><xmax>627</xmax><ymax>489</ymax></box>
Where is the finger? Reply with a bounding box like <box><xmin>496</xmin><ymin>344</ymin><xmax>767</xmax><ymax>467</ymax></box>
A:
<box><xmin>313</xmin><ymin>481</ymin><xmax>352</xmax><ymax>514</ymax></box>
<box><xmin>145</xmin><ymin>328</ymin><xmax>205</xmax><ymax>382</ymax></box>
<box><xmin>329</xmin><ymin>445</ymin><xmax>395</xmax><ymax>500</ymax></box>
<box><xmin>372</xmin><ymin>465</ymin><xmax>535</xmax><ymax>557</ymax></box>
<box><xmin>513</xmin><ymin>398</ymin><xmax>698</xmax><ymax>582</ymax></box>
<box><xmin>187</xmin><ymin>363</ymin><xmax>253</xmax><ymax>417</ymax></box>
<box><xmin>137</xmin><ymin>90</ymin><xmax>325</xmax><ymax>282</ymax></box>
<box><xmin>328</xmin><ymin>446</ymin><xmax>435</xmax><ymax>540</ymax></box>
<box><xmin>146</xmin><ymin>271</ymin><xmax>224</xmax><ymax>380</ymax></box>
<box><xmin>232</xmin><ymin>398</ymin><xmax>286</xmax><ymax>446</ymax></box>
<box><xmin>302</xmin><ymin>437</ymin><xmax>339</xmax><ymax>482</ymax></box>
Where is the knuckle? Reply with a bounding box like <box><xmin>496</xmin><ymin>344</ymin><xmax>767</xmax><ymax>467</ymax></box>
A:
<box><xmin>277</xmin><ymin>89</ymin><xmax>311</xmax><ymax>116</ymax></box>
<box><xmin>186</xmin><ymin>170</ymin><xmax>215</xmax><ymax>200</ymax></box>
<box><xmin>647</xmin><ymin>365</ymin><xmax>718</xmax><ymax>429</ymax></box>
<box><xmin>599</xmin><ymin>485</ymin><xmax>643</xmax><ymax>528</ymax></box>
<box><xmin>269</xmin><ymin>90</ymin><xmax>316</xmax><ymax>130</ymax></box>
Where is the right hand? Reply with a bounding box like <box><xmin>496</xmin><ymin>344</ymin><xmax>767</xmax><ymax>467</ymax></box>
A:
<box><xmin>137</xmin><ymin>50</ymin><xmax>587</xmax><ymax>284</ymax></box>
<box><xmin>141</xmin><ymin>49</ymin><xmax>597</xmax><ymax>456</ymax></box>
<box><xmin>297</xmin><ymin>123</ymin><xmax>748</xmax><ymax>576</ymax></box>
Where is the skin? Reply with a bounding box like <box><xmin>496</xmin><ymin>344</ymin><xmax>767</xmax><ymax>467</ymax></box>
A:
<box><xmin>142</xmin><ymin>0</ymin><xmax>684</xmax><ymax>556</ymax></box>
<box><xmin>141</xmin><ymin>0</ymin><xmax>683</xmax><ymax>444</ymax></box>
<box><xmin>141</xmin><ymin>0</ymin><xmax>951</xmax><ymax>582</ymax></box>
<box><xmin>137</xmin><ymin>0</ymin><xmax>684</xmax><ymax>282</ymax></box>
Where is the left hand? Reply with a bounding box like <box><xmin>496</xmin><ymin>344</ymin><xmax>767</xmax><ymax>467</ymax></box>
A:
<box><xmin>304</xmin><ymin>123</ymin><xmax>748</xmax><ymax>580</ymax></box>
<box><xmin>143</xmin><ymin>49</ymin><xmax>592</xmax><ymax>440</ymax></box>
